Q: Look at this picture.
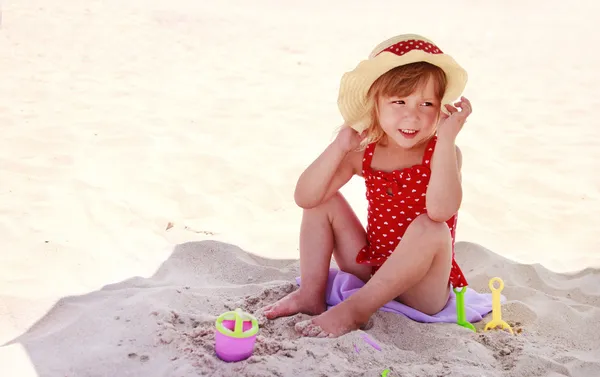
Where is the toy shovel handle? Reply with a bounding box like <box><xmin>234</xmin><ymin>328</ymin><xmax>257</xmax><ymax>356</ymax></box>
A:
<box><xmin>489</xmin><ymin>277</ymin><xmax>504</xmax><ymax>292</ymax></box>
<box><xmin>454</xmin><ymin>286</ymin><xmax>476</xmax><ymax>332</ymax></box>
<box><xmin>454</xmin><ymin>286</ymin><xmax>467</xmax><ymax>322</ymax></box>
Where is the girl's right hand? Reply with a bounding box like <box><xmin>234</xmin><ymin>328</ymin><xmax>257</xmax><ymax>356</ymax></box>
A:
<box><xmin>334</xmin><ymin>125</ymin><xmax>366</xmax><ymax>153</ymax></box>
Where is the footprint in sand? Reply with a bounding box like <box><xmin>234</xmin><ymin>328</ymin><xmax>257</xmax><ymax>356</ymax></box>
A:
<box><xmin>127</xmin><ymin>353</ymin><xmax>150</xmax><ymax>362</ymax></box>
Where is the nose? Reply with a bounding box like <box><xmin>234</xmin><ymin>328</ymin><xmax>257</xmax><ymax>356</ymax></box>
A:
<box><xmin>404</xmin><ymin>105</ymin><xmax>420</xmax><ymax>119</ymax></box>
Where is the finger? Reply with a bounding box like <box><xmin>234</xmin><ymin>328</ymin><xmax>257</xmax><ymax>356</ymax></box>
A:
<box><xmin>460</xmin><ymin>96</ymin><xmax>472</xmax><ymax>110</ymax></box>
<box><xmin>454</xmin><ymin>100</ymin><xmax>472</xmax><ymax>116</ymax></box>
<box><xmin>444</xmin><ymin>104</ymin><xmax>458</xmax><ymax>114</ymax></box>
<box><xmin>458</xmin><ymin>101</ymin><xmax>472</xmax><ymax>116</ymax></box>
<box><xmin>464</xmin><ymin>100</ymin><xmax>472</xmax><ymax>114</ymax></box>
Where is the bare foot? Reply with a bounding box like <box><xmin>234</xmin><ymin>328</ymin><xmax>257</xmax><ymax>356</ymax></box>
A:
<box><xmin>295</xmin><ymin>301</ymin><xmax>367</xmax><ymax>338</ymax></box>
<box><xmin>294</xmin><ymin>321</ymin><xmax>332</xmax><ymax>338</ymax></box>
<box><xmin>263</xmin><ymin>289</ymin><xmax>327</xmax><ymax>320</ymax></box>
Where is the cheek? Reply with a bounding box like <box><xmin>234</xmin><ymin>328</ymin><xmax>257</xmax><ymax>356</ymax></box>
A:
<box><xmin>380</xmin><ymin>106</ymin><xmax>405</xmax><ymax>121</ymax></box>
<box><xmin>377</xmin><ymin>107</ymin><xmax>397</xmax><ymax>126</ymax></box>
<box><xmin>422</xmin><ymin>110</ymin><xmax>439</xmax><ymax>126</ymax></box>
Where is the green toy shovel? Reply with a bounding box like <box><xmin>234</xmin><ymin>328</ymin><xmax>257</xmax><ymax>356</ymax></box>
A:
<box><xmin>454</xmin><ymin>286</ymin><xmax>476</xmax><ymax>332</ymax></box>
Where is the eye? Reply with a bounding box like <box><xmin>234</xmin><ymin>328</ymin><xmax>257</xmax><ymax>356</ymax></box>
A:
<box><xmin>392</xmin><ymin>100</ymin><xmax>405</xmax><ymax>105</ymax></box>
<box><xmin>422</xmin><ymin>102</ymin><xmax>434</xmax><ymax>106</ymax></box>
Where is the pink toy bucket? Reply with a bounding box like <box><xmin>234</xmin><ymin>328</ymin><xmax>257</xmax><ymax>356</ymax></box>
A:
<box><xmin>214</xmin><ymin>308</ymin><xmax>259</xmax><ymax>362</ymax></box>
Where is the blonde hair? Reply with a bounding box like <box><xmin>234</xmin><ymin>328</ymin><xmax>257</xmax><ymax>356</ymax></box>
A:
<box><xmin>356</xmin><ymin>62</ymin><xmax>447</xmax><ymax>150</ymax></box>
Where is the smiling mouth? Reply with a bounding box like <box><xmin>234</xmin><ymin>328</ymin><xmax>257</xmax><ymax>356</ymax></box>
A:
<box><xmin>399</xmin><ymin>129</ymin><xmax>419</xmax><ymax>136</ymax></box>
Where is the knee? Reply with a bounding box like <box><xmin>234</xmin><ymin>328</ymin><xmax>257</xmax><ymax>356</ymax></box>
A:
<box><xmin>302</xmin><ymin>191</ymin><xmax>343</xmax><ymax>217</ymax></box>
<box><xmin>412</xmin><ymin>215</ymin><xmax>451</xmax><ymax>247</ymax></box>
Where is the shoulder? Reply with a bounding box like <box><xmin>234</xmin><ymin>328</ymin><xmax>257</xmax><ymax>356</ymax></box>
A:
<box><xmin>343</xmin><ymin>142</ymin><xmax>374</xmax><ymax>177</ymax></box>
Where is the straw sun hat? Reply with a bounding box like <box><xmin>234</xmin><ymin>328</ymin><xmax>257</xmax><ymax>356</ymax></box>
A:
<box><xmin>337</xmin><ymin>34</ymin><xmax>468</xmax><ymax>133</ymax></box>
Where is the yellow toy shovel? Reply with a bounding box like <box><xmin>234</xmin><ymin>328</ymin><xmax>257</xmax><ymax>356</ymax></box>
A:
<box><xmin>484</xmin><ymin>277</ymin><xmax>514</xmax><ymax>335</ymax></box>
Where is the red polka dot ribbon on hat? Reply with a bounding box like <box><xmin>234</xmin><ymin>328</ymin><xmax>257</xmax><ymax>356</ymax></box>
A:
<box><xmin>377</xmin><ymin>39</ymin><xmax>443</xmax><ymax>57</ymax></box>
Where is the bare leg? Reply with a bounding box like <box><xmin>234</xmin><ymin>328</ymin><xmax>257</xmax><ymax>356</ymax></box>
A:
<box><xmin>263</xmin><ymin>192</ymin><xmax>372</xmax><ymax>319</ymax></box>
<box><xmin>296</xmin><ymin>214</ymin><xmax>452</xmax><ymax>337</ymax></box>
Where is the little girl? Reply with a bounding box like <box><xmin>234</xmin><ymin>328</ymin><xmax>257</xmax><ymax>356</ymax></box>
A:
<box><xmin>263</xmin><ymin>34</ymin><xmax>472</xmax><ymax>337</ymax></box>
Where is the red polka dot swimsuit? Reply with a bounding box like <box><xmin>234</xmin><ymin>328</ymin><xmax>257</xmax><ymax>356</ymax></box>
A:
<box><xmin>355</xmin><ymin>136</ymin><xmax>469</xmax><ymax>288</ymax></box>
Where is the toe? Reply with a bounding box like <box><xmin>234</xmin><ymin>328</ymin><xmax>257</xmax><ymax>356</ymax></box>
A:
<box><xmin>263</xmin><ymin>305</ymin><xmax>276</xmax><ymax>318</ymax></box>
<box><xmin>265</xmin><ymin>297</ymin><xmax>303</xmax><ymax>320</ymax></box>
<box><xmin>264</xmin><ymin>302</ymin><xmax>290</xmax><ymax>319</ymax></box>
<box><xmin>294</xmin><ymin>320</ymin><xmax>312</xmax><ymax>334</ymax></box>
<box><xmin>316</xmin><ymin>331</ymin><xmax>331</xmax><ymax>338</ymax></box>
<box><xmin>295</xmin><ymin>320</ymin><xmax>326</xmax><ymax>337</ymax></box>
<box><xmin>303</xmin><ymin>323</ymin><xmax>326</xmax><ymax>337</ymax></box>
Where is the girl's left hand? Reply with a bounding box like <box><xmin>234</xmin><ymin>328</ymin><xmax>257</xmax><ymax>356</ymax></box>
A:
<box><xmin>437</xmin><ymin>96</ymin><xmax>472</xmax><ymax>141</ymax></box>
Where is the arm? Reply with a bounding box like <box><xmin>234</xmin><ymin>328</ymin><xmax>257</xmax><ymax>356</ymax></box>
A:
<box><xmin>294</xmin><ymin>141</ymin><xmax>357</xmax><ymax>209</ymax></box>
<box><xmin>425</xmin><ymin>138</ymin><xmax>463</xmax><ymax>222</ymax></box>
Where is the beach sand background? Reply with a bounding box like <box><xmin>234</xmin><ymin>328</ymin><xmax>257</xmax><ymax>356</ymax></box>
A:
<box><xmin>1</xmin><ymin>0</ymin><xmax>599</xmax><ymax>376</ymax></box>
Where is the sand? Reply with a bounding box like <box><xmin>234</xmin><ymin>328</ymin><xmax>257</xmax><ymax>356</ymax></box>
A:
<box><xmin>1</xmin><ymin>0</ymin><xmax>599</xmax><ymax>376</ymax></box>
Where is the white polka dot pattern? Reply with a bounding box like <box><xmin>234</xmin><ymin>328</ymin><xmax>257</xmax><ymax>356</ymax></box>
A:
<box><xmin>356</xmin><ymin>136</ymin><xmax>468</xmax><ymax>288</ymax></box>
<box><xmin>377</xmin><ymin>39</ymin><xmax>443</xmax><ymax>57</ymax></box>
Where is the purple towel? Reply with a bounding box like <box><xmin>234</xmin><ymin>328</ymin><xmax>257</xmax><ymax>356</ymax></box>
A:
<box><xmin>296</xmin><ymin>268</ymin><xmax>496</xmax><ymax>323</ymax></box>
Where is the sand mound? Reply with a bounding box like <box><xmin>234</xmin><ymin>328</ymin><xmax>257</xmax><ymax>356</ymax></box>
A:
<box><xmin>5</xmin><ymin>241</ymin><xmax>599</xmax><ymax>376</ymax></box>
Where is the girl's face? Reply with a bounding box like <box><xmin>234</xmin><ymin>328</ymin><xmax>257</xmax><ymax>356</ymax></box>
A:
<box><xmin>376</xmin><ymin>75</ymin><xmax>441</xmax><ymax>149</ymax></box>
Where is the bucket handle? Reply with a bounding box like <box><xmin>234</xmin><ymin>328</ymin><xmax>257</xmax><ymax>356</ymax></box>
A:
<box><xmin>215</xmin><ymin>309</ymin><xmax>259</xmax><ymax>338</ymax></box>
